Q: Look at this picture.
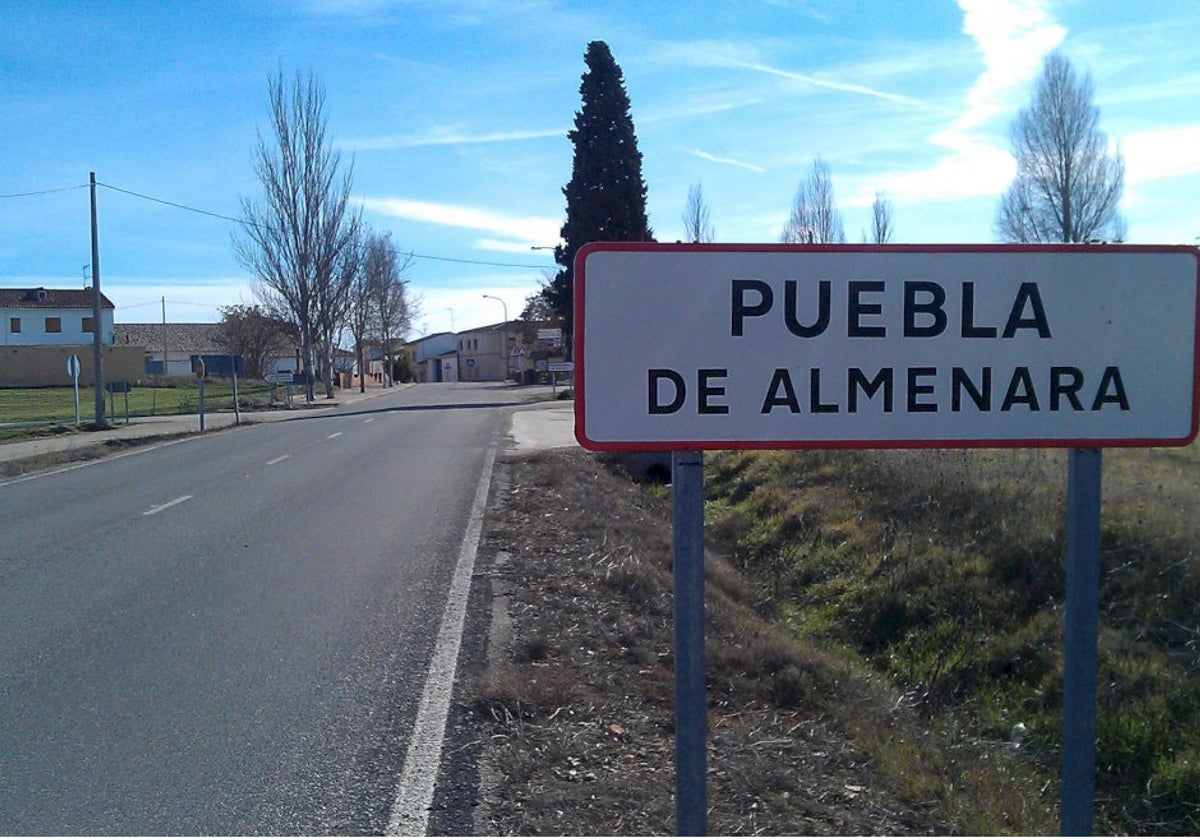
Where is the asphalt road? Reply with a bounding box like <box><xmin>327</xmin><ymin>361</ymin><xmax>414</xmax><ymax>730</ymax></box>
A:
<box><xmin>0</xmin><ymin>382</ymin><xmax>528</xmax><ymax>834</ymax></box>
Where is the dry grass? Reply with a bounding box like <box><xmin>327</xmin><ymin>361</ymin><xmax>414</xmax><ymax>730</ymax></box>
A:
<box><xmin>472</xmin><ymin>448</ymin><xmax>1057</xmax><ymax>835</ymax></box>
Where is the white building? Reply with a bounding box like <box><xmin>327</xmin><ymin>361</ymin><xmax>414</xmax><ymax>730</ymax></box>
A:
<box><xmin>1</xmin><ymin>287</ymin><xmax>115</xmax><ymax>346</ymax></box>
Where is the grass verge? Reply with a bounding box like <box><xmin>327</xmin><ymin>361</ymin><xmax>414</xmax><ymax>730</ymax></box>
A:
<box><xmin>704</xmin><ymin>445</ymin><xmax>1200</xmax><ymax>834</ymax></box>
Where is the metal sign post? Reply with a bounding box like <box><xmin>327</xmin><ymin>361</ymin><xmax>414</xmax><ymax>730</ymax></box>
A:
<box><xmin>231</xmin><ymin>354</ymin><xmax>241</xmax><ymax>425</ymax></box>
<box><xmin>1062</xmin><ymin>448</ymin><xmax>1102</xmax><ymax>835</ymax></box>
<box><xmin>672</xmin><ymin>451</ymin><xmax>707</xmax><ymax>835</ymax></box>
<box><xmin>195</xmin><ymin>357</ymin><xmax>206</xmax><ymax>432</ymax></box>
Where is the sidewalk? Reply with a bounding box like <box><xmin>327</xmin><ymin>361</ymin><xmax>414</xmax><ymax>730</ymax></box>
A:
<box><xmin>0</xmin><ymin>382</ymin><xmax>400</xmax><ymax>466</ymax></box>
<box><xmin>0</xmin><ymin>382</ymin><xmax>581</xmax><ymax>466</ymax></box>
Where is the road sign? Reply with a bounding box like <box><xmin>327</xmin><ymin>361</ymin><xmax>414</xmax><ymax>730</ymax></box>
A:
<box><xmin>67</xmin><ymin>354</ymin><xmax>81</xmax><ymax>425</ymax></box>
<box><xmin>575</xmin><ymin>243</ymin><xmax>1200</xmax><ymax>451</ymax></box>
<box><xmin>265</xmin><ymin>372</ymin><xmax>292</xmax><ymax>384</ymax></box>
<box><xmin>547</xmin><ymin>361</ymin><xmax>574</xmax><ymax>373</ymax></box>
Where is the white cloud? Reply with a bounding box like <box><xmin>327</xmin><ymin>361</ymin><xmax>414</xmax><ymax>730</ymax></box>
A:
<box><xmin>359</xmin><ymin>196</ymin><xmax>561</xmax><ymax>251</ymax></box>
<box><xmin>409</xmin><ymin>281</ymin><xmax>542</xmax><ymax>336</ymax></box>
<box><xmin>101</xmin><ymin>276</ymin><xmax>256</xmax><ymax>323</ymax></box>
<box><xmin>340</xmin><ymin>126</ymin><xmax>565</xmax><ymax>152</ymax></box>
<box><xmin>1122</xmin><ymin>124</ymin><xmax>1200</xmax><ymax>185</ymax></box>
<box><xmin>954</xmin><ymin>0</ymin><xmax>1066</xmax><ymax>134</ymax></box>
<box><xmin>732</xmin><ymin>59</ymin><xmax>951</xmax><ymax>114</ymax></box>
<box><xmin>692</xmin><ymin>149</ymin><xmax>766</xmax><ymax>173</ymax></box>
<box><xmin>851</xmin><ymin>0</ymin><xmax>1065</xmax><ymax>208</ymax></box>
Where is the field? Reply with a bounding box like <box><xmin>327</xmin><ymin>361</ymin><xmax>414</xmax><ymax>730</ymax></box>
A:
<box><xmin>0</xmin><ymin>380</ymin><xmax>278</xmax><ymax>439</ymax></box>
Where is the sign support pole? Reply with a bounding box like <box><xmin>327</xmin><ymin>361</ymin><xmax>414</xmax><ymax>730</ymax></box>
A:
<box><xmin>232</xmin><ymin>356</ymin><xmax>241</xmax><ymax>425</ymax></box>
<box><xmin>672</xmin><ymin>450</ymin><xmax>707</xmax><ymax>836</ymax></box>
<box><xmin>1062</xmin><ymin>447</ymin><xmax>1102</xmax><ymax>835</ymax></box>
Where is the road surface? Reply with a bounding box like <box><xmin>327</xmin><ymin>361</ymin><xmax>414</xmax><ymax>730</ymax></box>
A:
<box><xmin>0</xmin><ymin>383</ymin><xmax>528</xmax><ymax>834</ymax></box>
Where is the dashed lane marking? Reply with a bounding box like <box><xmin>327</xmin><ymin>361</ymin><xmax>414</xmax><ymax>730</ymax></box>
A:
<box><xmin>142</xmin><ymin>495</ymin><xmax>194</xmax><ymax>516</ymax></box>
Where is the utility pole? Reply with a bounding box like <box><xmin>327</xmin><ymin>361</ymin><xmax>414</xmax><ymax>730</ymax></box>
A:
<box><xmin>162</xmin><ymin>296</ymin><xmax>168</xmax><ymax>375</ymax></box>
<box><xmin>90</xmin><ymin>172</ymin><xmax>106</xmax><ymax>427</ymax></box>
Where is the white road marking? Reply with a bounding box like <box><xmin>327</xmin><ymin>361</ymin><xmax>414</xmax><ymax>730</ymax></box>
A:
<box><xmin>327</xmin><ymin>432</ymin><xmax>343</xmax><ymax>439</ymax></box>
<box><xmin>0</xmin><ymin>436</ymin><xmax>193</xmax><ymax>488</ymax></box>
<box><xmin>364</xmin><ymin>417</ymin><xmax>375</xmax><ymax>424</ymax></box>
<box><xmin>266</xmin><ymin>454</ymin><xmax>291</xmax><ymax>465</ymax></box>
<box><xmin>387</xmin><ymin>443</ymin><xmax>498</xmax><ymax>836</ymax></box>
<box><xmin>142</xmin><ymin>495</ymin><xmax>194</xmax><ymax>516</ymax></box>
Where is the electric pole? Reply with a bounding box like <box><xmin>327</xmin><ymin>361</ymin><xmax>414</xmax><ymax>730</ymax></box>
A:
<box><xmin>90</xmin><ymin>172</ymin><xmax>106</xmax><ymax>426</ymax></box>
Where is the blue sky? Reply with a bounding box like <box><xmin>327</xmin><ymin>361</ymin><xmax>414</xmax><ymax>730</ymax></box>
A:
<box><xmin>2</xmin><ymin>0</ymin><xmax>1197</xmax><ymax>335</ymax></box>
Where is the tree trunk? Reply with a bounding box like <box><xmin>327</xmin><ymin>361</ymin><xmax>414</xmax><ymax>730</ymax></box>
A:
<box><xmin>357</xmin><ymin>343</ymin><xmax>366</xmax><ymax>393</ymax></box>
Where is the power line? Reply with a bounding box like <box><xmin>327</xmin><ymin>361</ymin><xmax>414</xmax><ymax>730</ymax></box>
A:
<box><xmin>0</xmin><ymin>184</ymin><xmax>88</xmax><ymax>199</ymax></box>
<box><xmin>409</xmin><ymin>252</ymin><xmax>549</xmax><ymax>269</ymax></box>
<box><xmin>7</xmin><ymin>178</ymin><xmax>558</xmax><ymax>271</ymax></box>
<box><xmin>96</xmin><ymin>181</ymin><xmax>246</xmax><ymax>226</ymax></box>
<box><xmin>99</xmin><ymin>180</ymin><xmax>553</xmax><ymax>269</ymax></box>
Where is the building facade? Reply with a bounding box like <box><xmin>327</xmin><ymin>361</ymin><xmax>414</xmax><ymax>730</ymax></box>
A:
<box><xmin>1</xmin><ymin>287</ymin><xmax>115</xmax><ymax>346</ymax></box>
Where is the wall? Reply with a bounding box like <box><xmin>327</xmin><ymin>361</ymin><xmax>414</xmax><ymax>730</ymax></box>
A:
<box><xmin>1</xmin><ymin>307</ymin><xmax>115</xmax><ymax>347</ymax></box>
<box><xmin>456</xmin><ymin>328</ymin><xmax>511</xmax><ymax>381</ymax></box>
<box><xmin>0</xmin><ymin>345</ymin><xmax>146</xmax><ymax>387</ymax></box>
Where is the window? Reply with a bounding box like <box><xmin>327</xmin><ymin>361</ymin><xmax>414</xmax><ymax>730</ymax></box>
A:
<box><xmin>9</xmin><ymin>317</ymin><xmax>19</xmax><ymax>334</ymax></box>
<box><xmin>45</xmin><ymin>317</ymin><xmax>62</xmax><ymax>333</ymax></box>
<box><xmin>82</xmin><ymin>316</ymin><xmax>94</xmax><ymax>333</ymax></box>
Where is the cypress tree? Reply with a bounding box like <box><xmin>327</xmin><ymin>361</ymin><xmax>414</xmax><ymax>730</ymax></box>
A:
<box><xmin>544</xmin><ymin>40</ymin><xmax>653</xmax><ymax>343</ymax></box>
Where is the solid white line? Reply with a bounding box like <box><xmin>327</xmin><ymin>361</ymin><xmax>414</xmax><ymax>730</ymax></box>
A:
<box><xmin>387</xmin><ymin>443</ymin><xmax>497</xmax><ymax>836</ymax></box>
<box><xmin>142</xmin><ymin>494</ymin><xmax>194</xmax><ymax>516</ymax></box>
<box><xmin>266</xmin><ymin>454</ymin><xmax>291</xmax><ymax>465</ymax></box>
<box><xmin>0</xmin><ymin>435</ymin><xmax>194</xmax><ymax>489</ymax></box>
<box><xmin>327</xmin><ymin>432</ymin><xmax>343</xmax><ymax>439</ymax></box>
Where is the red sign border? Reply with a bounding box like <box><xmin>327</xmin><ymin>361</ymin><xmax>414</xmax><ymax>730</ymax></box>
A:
<box><xmin>574</xmin><ymin>242</ymin><xmax>1200</xmax><ymax>452</ymax></box>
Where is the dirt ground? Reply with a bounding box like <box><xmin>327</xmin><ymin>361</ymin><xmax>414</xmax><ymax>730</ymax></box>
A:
<box><xmin>467</xmin><ymin>448</ymin><xmax>946</xmax><ymax>836</ymax></box>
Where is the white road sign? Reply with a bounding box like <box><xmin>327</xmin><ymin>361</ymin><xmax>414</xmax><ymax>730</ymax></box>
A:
<box><xmin>575</xmin><ymin>243</ymin><xmax>1200</xmax><ymax>451</ymax></box>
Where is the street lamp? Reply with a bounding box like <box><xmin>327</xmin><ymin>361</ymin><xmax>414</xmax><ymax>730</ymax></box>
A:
<box><xmin>481</xmin><ymin>294</ymin><xmax>508</xmax><ymax>324</ymax></box>
<box><xmin>482</xmin><ymin>294</ymin><xmax>511</xmax><ymax>381</ymax></box>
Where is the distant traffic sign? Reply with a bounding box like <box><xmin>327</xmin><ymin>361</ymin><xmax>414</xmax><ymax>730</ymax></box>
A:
<box><xmin>575</xmin><ymin>243</ymin><xmax>1200</xmax><ymax>451</ymax></box>
<box><xmin>66</xmin><ymin>354</ymin><xmax>80</xmax><ymax>378</ymax></box>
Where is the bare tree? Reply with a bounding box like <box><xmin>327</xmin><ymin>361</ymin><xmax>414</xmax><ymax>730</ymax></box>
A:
<box><xmin>215</xmin><ymin>303</ymin><xmax>296</xmax><ymax>378</ymax></box>
<box><xmin>682</xmin><ymin>182</ymin><xmax>715</xmax><ymax>243</ymax></box>
<box><xmin>313</xmin><ymin>216</ymin><xmax>361</xmax><ymax>397</ymax></box>
<box><xmin>863</xmin><ymin>191</ymin><xmax>895</xmax><ymax>244</ymax></box>
<box><xmin>997</xmin><ymin>51</ymin><xmax>1125</xmax><ymax>243</ymax></box>
<box><xmin>781</xmin><ymin>158</ymin><xmax>845</xmax><ymax>244</ymax></box>
<box><xmin>346</xmin><ymin>229</ymin><xmax>373</xmax><ymax>393</ymax></box>
<box><xmin>363</xmin><ymin>232</ymin><xmax>414</xmax><ymax>387</ymax></box>
<box><xmin>233</xmin><ymin>71</ymin><xmax>360</xmax><ymax>402</ymax></box>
